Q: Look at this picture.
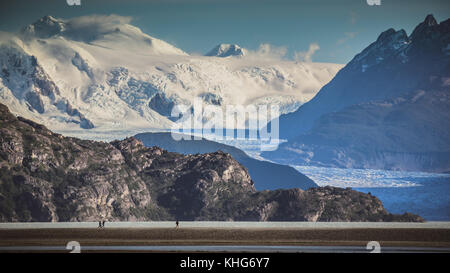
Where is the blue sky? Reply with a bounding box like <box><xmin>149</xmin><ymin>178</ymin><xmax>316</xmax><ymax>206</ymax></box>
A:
<box><xmin>0</xmin><ymin>0</ymin><xmax>449</xmax><ymax>64</ymax></box>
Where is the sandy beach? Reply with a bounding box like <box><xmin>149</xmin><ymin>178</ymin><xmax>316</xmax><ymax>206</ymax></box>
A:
<box><xmin>1</xmin><ymin>226</ymin><xmax>449</xmax><ymax>252</ymax></box>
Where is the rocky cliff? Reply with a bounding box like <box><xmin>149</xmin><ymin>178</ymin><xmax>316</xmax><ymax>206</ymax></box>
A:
<box><xmin>134</xmin><ymin>132</ymin><xmax>317</xmax><ymax>191</ymax></box>
<box><xmin>0</xmin><ymin>103</ymin><xmax>422</xmax><ymax>222</ymax></box>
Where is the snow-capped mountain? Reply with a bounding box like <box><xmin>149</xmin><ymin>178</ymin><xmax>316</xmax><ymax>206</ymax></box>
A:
<box><xmin>0</xmin><ymin>15</ymin><xmax>342</xmax><ymax>136</ymax></box>
<box><xmin>205</xmin><ymin>44</ymin><xmax>247</xmax><ymax>57</ymax></box>
<box><xmin>21</xmin><ymin>15</ymin><xmax>188</xmax><ymax>56</ymax></box>
<box><xmin>262</xmin><ymin>15</ymin><xmax>450</xmax><ymax>172</ymax></box>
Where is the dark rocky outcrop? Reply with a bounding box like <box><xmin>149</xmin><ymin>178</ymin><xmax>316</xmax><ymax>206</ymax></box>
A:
<box><xmin>0</xmin><ymin>103</ymin><xmax>423</xmax><ymax>222</ymax></box>
<box><xmin>148</xmin><ymin>93</ymin><xmax>175</xmax><ymax>117</ymax></box>
<box><xmin>205</xmin><ymin>44</ymin><xmax>246</xmax><ymax>58</ymax></box>
<box><xmin>134</xmin><ymin>132</ymin><xmax>317</xmax><ymax>190</ymax></box>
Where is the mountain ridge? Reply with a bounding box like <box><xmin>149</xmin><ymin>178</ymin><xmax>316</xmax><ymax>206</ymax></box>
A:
<box><xmin>0</xmin><ymin>103</ymin><xmax>422</xmax><ymax>222</ymax></box>
<box><xmin>134</xmin><ymin>132</ymin><xmax>318</xmax><ymax>190</ymax></box>
<box><xmin>277</xmin><ymin>14</ymin><xmax>449</xmax><ymax>140</ymax></box>
<box><xmin>0</xmin><ymin>14</ymin><xmax>342</xmax><ymax>135</ymax></box>
<box><xmin>262</xmin><ymin>15</ymin><xmax>450</xmax><ymax>172</ymax></box>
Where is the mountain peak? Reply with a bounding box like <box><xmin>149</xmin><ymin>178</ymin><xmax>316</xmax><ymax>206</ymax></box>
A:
<box><xmin>351</xmin><ymin>27</ymin><xmax>409</xmax><ymax>67</ymax></box>
<box><xmin>21</xmin><ymin>15</ymin><xmax>66</xmax><ymax>38</ymax></box>
<box><xmin>423</xmin><ymin>14</ymin><xmax>438</xmax><ymax>26</ymax></box>
<box><xmin>351</xmin><ymin>14</ymin><xmax>449</xmax><ymax>69</ymax></box>
<box><xmin>375</xmin><ymin>28</ymin><xmax>408</xmax><ymax>43</ymax></box>
<box><xmin>39</xmin><ymin>15</ymin><xmax>60</xmax><ymax>23</ymax></box>
<box><xmin>205</xmin><ymin>43</ymin><xmax>246</xmax><ymax>57</ymax></box>
<box><xmin>410</xmin><ymin>14</ymin><xmax>440</xmax><ymax>42</ymax></box>
<box><xmin>376</xmin><ymin>28</ymin><xmax>395</xmax><ymax>41</ymax></box>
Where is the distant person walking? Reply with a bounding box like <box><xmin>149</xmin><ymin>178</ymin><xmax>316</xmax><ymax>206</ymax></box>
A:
<box><xmin>176</xmin><ymin>220</ymin><xmax>179</xmax><ymax>229</ymax></box>
<box><xmin>98</xmin><ymin>220</ymin><xmax>106</xmax><ymax>228</ymax></box>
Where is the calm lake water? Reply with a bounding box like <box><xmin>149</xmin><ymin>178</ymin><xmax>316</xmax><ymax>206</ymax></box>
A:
<box><xmin>294</xmin><ymin>166</ymin><xmax>450</xmax><ymax>221</ymax></box>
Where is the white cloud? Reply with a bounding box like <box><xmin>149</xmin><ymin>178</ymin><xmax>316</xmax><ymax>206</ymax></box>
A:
<box><xmin>64</xmin><ymin>14</ymin><xmax>133</xmax><ymax>42</ymax></box>
<box><xmin>294</xmin><ymin>43</ymin><xmax>320</xmax><ymax>62</ymax></box>
<box><xmin>244</xmin><ymin>43</ymin><xmax>288</xmax><ymax>60</ymax></box>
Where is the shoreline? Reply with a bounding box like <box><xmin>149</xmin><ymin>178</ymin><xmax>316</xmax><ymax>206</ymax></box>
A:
<box><xmin>1</xmin><ymin>226</ymin><xmax>449</xmax><ymax>250</ymax></box>
<box><xmin>1</xmin><ymin>221</ymin><xmax>449</xmax><ymax>229</ymax></box>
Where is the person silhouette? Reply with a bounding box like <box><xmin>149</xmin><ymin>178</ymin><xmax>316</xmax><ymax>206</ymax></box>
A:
<box><xmin>176</xmin><ymin>220</ymin><xmax>179</xmax><ymax>229</ymax></box>
<box><xmin>98</xmin><ymin>221</ymin><xmax>102</xmax><ymax>228</ymax></box>
<box><xmin>102</xmin><ymin>220</ymin><xmax>106</xmax><ymax>228</ymax></box>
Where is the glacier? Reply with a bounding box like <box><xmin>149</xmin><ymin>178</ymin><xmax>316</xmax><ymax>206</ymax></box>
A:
<box><xmin>0</xmin><ymin>15</ymin><xmax>343</xmax><ymax>136</ymax></box>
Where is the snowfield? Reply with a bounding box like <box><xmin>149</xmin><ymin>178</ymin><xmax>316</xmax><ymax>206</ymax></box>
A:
<box><xmin>0</xmin><ymin>15</ymin><xmax>342</xmax><ymax>136</ymax></box>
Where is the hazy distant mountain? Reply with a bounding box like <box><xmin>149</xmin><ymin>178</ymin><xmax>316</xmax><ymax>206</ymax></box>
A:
<box><xmin>205</xmin><ymin>44</ymin><xmax>247</xmax><ymax>57</ymax></box>
<box><xmin>0</xmin><ymin>103</ymin><xmax>422</xmax><ymax>222</ymax></box>
<box><xmin>263</xmin><ymin>87</ymin><xmax>450</xmax><ymax>172</ymax></box>
<box><xmin>277</xmin><ymin>15</ymin><xmax>449</xmax><ymax>140</ymax></box>
<box><xmin>0</xmin><ymin>15</ymin><xmax>342</xmax><ymax>134</ymax></box>
<box><xmin>263</xmin><ymin>15</ymin><xmax>450</xmax><ymax>172</ymax></box>
<box><xmin>134</xmin><ymin>132</ymin><xmax>318</xmax><ymax>190</ymax></box>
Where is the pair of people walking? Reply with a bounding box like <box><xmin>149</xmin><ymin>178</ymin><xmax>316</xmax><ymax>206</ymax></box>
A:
<box><xmin>98</xmin><ymin>220</ymin><xmax>106</xmax><ymax>228</ymax></box>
